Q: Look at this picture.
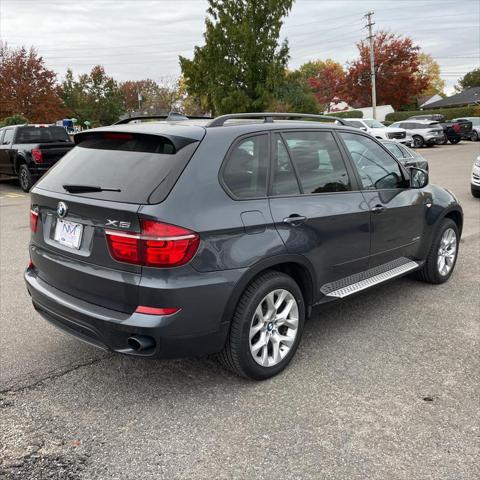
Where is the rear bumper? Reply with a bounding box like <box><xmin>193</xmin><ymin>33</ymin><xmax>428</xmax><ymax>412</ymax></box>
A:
<box><xmin>25</xmin><ymin>267</ymin><xmax>237</xmax><ymax>358</ymax></box>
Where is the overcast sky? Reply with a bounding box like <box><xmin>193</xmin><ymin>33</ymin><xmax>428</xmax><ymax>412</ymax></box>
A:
<box><xmin>1</xmin><ymin>0</ymin><xmax>479</xmax><ymax>95</ymax></box>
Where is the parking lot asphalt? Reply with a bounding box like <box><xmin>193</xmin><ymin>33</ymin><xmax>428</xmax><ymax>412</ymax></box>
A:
<box><xmin>1</xmin><ymin>142</ymin><xmax>479</xmax><ymax>479</ymax></box>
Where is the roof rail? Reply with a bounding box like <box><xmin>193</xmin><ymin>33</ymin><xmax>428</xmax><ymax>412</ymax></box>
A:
<box><xmin>206</xmin><ymin>112</ymin><xmax>347</xmax><ymax>127</ymax></box>
<box><xmin>114</xmin><ymin>112</ymin><xmax>213</xmax><ymax>125</ymax></box>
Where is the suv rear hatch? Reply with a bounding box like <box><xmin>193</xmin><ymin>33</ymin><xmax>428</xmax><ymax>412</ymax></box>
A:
<box><xmin>29</xmin><ymin>126</ymin><xmax>204</xmax><ymax>313</ymax></box>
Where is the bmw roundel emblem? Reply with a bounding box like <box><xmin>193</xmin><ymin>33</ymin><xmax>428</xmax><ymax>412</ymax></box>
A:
<box><xmin>57</xmin><ymin>201</ymin><xmax>68</xmax><ymax>218</ymax></box>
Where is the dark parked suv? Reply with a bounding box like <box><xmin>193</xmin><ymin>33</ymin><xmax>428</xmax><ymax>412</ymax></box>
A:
<box><xmin>25</xmin><ymin>113</ymin><xmax>463</xmax><ymax>380</ymax></box>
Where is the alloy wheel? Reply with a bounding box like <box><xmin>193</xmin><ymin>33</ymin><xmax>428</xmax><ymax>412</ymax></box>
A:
<box><xmin>249</xmin><ymin>289</ymin><xmax>299</xmax><ymax>367</ymax></box>
<box><xmin>437</xmin><ymin>227</ymin><xmax>457</xmax><ymax>276</ymax></box>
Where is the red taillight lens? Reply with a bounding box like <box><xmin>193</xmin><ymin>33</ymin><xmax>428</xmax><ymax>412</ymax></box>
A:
<box><xmin>135</xmin><ymin>306</ymin><xmax>180</xmax><ymax>315</ymax></box>
<box><xmin>31</xmin><ymin>148</ymin><xmax>43</xmax><ymax>163</ymax></box>
<box><xmin>105</xmin><ymin>220</ymin><xmax>199</xmax><ymax>268</ymax></box>
<box><xmin>453</xmin><ymin>124</ymin><xmax>461</xmax><ymax>133</ymax></box>
<box><xmin>30</xmin><ymin>209</ymin><xmax>39</xmax><ymax>232</ymax></box>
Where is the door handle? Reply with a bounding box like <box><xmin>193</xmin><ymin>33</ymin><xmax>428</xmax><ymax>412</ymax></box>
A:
<box><xmin>371</xmin><ymin>204</ymin><xmax>386</xmax><ymax>214</ymax></box>
<box><xmin>283</xmin><ymin>214</ymin><xmax>307</xmax><ymax>226</ymax></box>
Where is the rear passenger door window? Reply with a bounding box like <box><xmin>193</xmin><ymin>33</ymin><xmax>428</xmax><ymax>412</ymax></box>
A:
<box><xmin>281</xmin><ymin>131</ymin><xmax>351</xmax><ymax>194</ymax></box>
<box><xmin>222</xmin><ymin>134</ymin><xmax>268</xmax><ymax>198</ymax></box>
<box><xmin>271</xmin><ymin>134</ymin><xmax>301</xmax><ymax>196</ymax></box>
<box><xmin>339</xmin><ymin>132</ymin><xmax>406</xmax><ymax>190</ymax></box>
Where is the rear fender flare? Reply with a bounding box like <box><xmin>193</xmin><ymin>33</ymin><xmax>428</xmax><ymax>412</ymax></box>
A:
<box><xmin>220</xmin><ymin>254</ymin><xmax>317</xmax><ymax>327</ymax></box>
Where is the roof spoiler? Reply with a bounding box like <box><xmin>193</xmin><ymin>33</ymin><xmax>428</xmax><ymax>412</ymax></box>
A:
<box><xmin>206</xmin><ymin>112</ymin><xmax>347</xmax><ymax>127</ymax></box>
<box><xmin>114</xmin><ymin>112</ymin><xmax>213</xmax><ymax>125</ymax></box>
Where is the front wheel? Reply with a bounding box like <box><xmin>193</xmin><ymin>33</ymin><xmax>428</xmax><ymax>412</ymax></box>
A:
<box><xmin>18</xmin><ymin>164</ymin><xmax>34</xmax><ymax>192</ymax></box>
<box><xmin>472</xmin><ymin>186</ymin><xmax>480</xmax><ymax>198</ymax></box>
<box><xmin>412</xmin><ymin>135</ymin><xmax>424</xmax><ymax>148</ymax></box>
<box><xmin>449</xmin><ymin>138</ymin><xmax>461</xmax><ymax>144</ymax></box>
<box><xmin>415</xmin><ymin>219</ymin><xmax>459</xmax><ymax>284</ymax></box>
<box><xmin>218</xmin><ymin>271</ymin><xmax>305</xmax><ymax>380</ymax></box>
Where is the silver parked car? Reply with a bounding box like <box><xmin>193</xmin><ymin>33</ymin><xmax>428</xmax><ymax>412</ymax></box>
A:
<box><xmin>381</xmin><ymin>140</ymin><xmax>429</xmax><ymax>171</ymax></box>
<box><xmin>390</xmin><ymin>120</ymin><xmax>444</xmax><ymax>148</ymax></box>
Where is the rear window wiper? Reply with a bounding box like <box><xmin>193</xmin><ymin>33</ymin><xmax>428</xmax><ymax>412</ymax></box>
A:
<box><xmin>63</xmin><ymin>184</ymin><xmax>121</xmax><ymax>193</ymax></box>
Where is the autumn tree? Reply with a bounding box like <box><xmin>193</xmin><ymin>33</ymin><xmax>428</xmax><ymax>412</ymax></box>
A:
<box><xmin>61</xmin><ymin>66</ymin><xmax>124</xmax><ymax>126</ymax></box>
<box><xmin>0</xmin><ymin>43</ymin><xmax>65</xmax><ymax>122</ymax></box>
<box><xmin>455</xmin><ymin>67</ymin><xmax>480</xmax><ymax>92</ymax></box>
<box><xmin>342</xmin><ymin>31</ymin><xmax>429</xmax><ymax>110</ymax></box>
<box><xmin>417</xmin><ymin>53</ymin><xmax>445</xmax><ymax>97</ymax></box>
<box><xmin>180</xmin><ymin>0</ymin><xmax>293</xmax><ymax>114</ymax></box>
<box><xmin>299</xmin><ymin>59</ymin><xmax>346</xmax><ymax>112</ymax></box>
<box><xmin>120</xmin><ymin>79</ymin><xmax>160</xmax><ymax>112</ymax></box>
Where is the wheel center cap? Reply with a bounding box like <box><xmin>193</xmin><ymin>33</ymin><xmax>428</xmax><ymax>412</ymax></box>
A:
<box><xmin>267</xmin><ymin>322</ymin><xmax>274</xmax><ymax>331</ymax></box>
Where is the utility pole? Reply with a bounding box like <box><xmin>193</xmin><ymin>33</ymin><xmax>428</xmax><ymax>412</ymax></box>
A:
<box><xmin>364</xmin><ymin>11</ymin><xmax>377</xmax><ymax>119</ymax></box>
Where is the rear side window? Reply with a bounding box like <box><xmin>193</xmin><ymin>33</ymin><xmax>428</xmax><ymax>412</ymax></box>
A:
<box><xmin>282</xmin><ymin>131</ymin><xmax>351</xmax><ymax>194</ymax></box>
<box><xmin>16</xmin><ymin>127</ymin><xmax>69</xmax><ymax>143</ymax></box>
<box><xmin>3</xmin><ymin>129</ymin><xmax>14</xmax><ymax>144</ymax></box>
<box><xmin>272</xmin><ymin>134</ymin><xmax>300</xmax><ymax>196</ymax></box>
<box><xmin>35</xmin><ymin>132</ymin><xmax>199</xmax><ymax>204</ymax></box>
<box><xmin>222</xmin><ymin>134</ymin><xmax>268</xmax><ymax>198</ymax></box>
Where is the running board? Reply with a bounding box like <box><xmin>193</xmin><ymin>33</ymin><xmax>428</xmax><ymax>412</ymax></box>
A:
<box><xmin>321</xmin><ymin>258</ymin><xmax>421</xmax><ymax>299</ymax></box>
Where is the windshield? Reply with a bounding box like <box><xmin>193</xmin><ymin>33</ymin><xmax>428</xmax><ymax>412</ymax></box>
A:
<box><xmin>363</xmin><ymin>119</ymin><xmax>384</xmax><ymax>128</ymax></box>
<box><xmin>16</xmin><ymin>126</ymin><xmax>70</xmax><ymax>143</ymax></box>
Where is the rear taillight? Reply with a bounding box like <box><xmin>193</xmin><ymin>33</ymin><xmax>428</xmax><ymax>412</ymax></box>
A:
<box><xmin>30</xmin><ymin>209</ymin><xmax>39</xmax><ymax>232</ymax></box>
<box><xmin>453</xmin><ymin>124</ymin><xmax>461</xmax><ymax>133</ymax></box>
<box><xmin>31</xmin><ymin>148</ymin><xmax>43</xmax><ymax>163</ymax></box>
<box><xmin>105</xmin><ymin>220</ymin><xmax>200</xmax><ymax>268</ymax></box>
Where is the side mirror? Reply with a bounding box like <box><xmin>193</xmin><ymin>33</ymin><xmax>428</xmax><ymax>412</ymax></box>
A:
<box><xmin>360</xmin><ymin>127</ymin><xmax>368</xmax><ymax>131</ymax></box>
<box><xmin>410</xmin><ymin>167</ymin><xmax>428</xmax><ymax>188</ymax></box>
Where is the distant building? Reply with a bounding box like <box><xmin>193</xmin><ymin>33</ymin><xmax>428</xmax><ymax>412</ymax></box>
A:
<box><xmin>425</xmin><ymin>87</ymin><xmax>480</xmax><ymax>109</ymax></box>
<box><xmin>325</xmin><ymin>101</ymin><xmax>394</xmax><ymax>122</ymax></box>
<box><xmin>418</xmin><ymin>94</ymin><xmax>443</xmax><ymax>109</ymax></box>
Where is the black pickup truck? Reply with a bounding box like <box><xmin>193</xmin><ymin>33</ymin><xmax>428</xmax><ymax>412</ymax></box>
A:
<box><xmin>408</xmin><ymin>114</ymin><xmax>473</xmax><ymax>144</ymax></box>
<box><xmin>0</xmin><ymin>124</ymin><xmax>74</xmax><ymax>191</ymax></box>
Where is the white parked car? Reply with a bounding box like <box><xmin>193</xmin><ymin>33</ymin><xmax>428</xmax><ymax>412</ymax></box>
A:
<box><xmin>389</xmin><ymin>120</ymin><xmax>444</xmax><ymax>148</ymax></box>
<box><xmin>344</xmin><ymin>118</ymin><xmax>412</xmax><ymax>145</ymax></box>
<box><xmin>471</xmin><ymin>156</ymin><xmax>480</xmax><ymax>198</ymax></box>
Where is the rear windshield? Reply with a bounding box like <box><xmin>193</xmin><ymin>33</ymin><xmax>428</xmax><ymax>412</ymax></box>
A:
<box><xmin>35</xmin><ymin>133</ymin><xmax>199</xmax><ymax>204</ymax></box>
<box><xmin>16</xmin><ymin>126</ymin><xmax>70</xmax><ymax>143</ymax></box>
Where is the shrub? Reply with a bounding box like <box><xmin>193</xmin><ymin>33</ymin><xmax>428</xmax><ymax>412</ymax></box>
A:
<box><xmin>0</xmin><ymin>115</ymin><xmax>28</xmax><ymax>128</ymax></box>
<box><xmin>385</xmin><ymin>106</ymin><xmax>479</xmax><ymax>122</ymax></box>
<box><xmin>326</xmin><ymin>110</ymin><xmax>363</xmax><ymax>118</ymax></box>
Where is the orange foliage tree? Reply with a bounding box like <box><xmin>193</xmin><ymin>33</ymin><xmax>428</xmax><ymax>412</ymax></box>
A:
<box><xmin>342</xmin><ymin>31</ymin><xmax>430</xmax><ymax>110</ymax></box>
<box><xmin>0</xmin><ymin>43</ymin><xmax>66</xmax><ymax>122</ymax></box>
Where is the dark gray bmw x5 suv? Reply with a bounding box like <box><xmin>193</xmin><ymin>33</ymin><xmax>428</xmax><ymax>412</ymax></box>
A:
<box><xmin>25</xmin><ymin>113</ymin><xmax>463</xmax><ymax>380</ymax></box>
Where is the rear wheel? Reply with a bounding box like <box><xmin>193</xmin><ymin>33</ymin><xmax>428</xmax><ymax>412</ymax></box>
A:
<box><xmin>438</xmin><ymin>134</ymin><xmax>448</xmax><ymax>145</ymax></box>
<box><xmin>449</xmin><ymin>138</ymin><xmax>461</xmax><ymax>144</ymax></box>
<box><xmin>471</xmin><ymin>131</ymin><xmax>479</xmax><ymax>142</ymax></box>
<box><xmin>415</xmin><ymin>219</ymin><xmax>459</xmax><ymax>284</ymax></box>
<box><xmin>18</xmin><ymin>164</ymin><xmax>34</xmax><ymax>192</ymax></box>
<box><xmin>412</xmin><ymin>135</ymin><xmax>424</xmax><ymax>148</ymax></box>
<box><xmin>218</xmin><ymin>271</ymin><xmax>305</xmax><ymax>380</ymax></box>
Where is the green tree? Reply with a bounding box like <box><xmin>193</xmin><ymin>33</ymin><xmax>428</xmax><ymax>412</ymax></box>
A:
<box><xmin>269</xmin><ymin>71</ymin><xmax>319</xmax><ymax>113</ymax></box>
<box><xmin>61</xmin><ymin>66</ymin><xmax>124</xmax><ymax>126</ymax></box>
<box><xmin>179</xmin><ymin>0</ymin><xmax>293</xmax><ymax>114</ymax></box>
<box><xmin>455</xmin><ymin>68</ymin><xmax>480</xmax><ymax>92</ymax></box>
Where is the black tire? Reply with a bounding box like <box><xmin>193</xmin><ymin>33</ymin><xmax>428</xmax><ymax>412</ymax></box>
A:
<box><xmin>438</xmin><ymin>134</ymin><xmax>448</xmax><ymax>145</ymax></box>
<box><xmin>18</xmin><ymin>164</ymin><xmax>34</xmax><ymax>192</ymax></box>
<box><xmin>449</xmin><ymin>138</ymin><xmax>461</xmax><ymax>144</ymax></box>
<box><xmin>471</xmin><ymin>131</ymin><xmax>479</xmax><ymax>142</ymax></box>
<box><xmin>472</xmin><ymin>186</ymin><xmax>480</xmax><ymax>198</ymax></box>
<box><xmin>217</xmin><ymin>271</ymin><xmax>305</xmax><ymax>380</ymax></box>
<box><xmin>415</xmin><ymin>219</ymin><xmax>459</xmax><ymax>284</ymax></box>
<box><xmin>412</xmin><ymin>135</ymin><xmax>424</xmax><ymax>148</ymax></box>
